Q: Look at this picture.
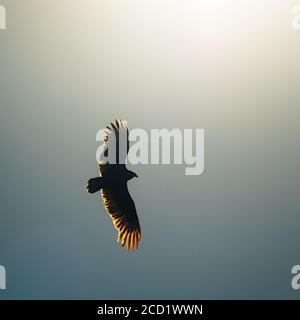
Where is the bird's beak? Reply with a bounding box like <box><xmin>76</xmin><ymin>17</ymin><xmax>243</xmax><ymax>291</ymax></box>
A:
<box><xmin>135</xmin><ymin>173</ymin><xmax>138</xmax><ymax>178</ymax></box>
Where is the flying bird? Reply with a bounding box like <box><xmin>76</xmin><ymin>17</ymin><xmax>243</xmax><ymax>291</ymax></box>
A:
<box><xmin>86</xmin><ymin>119</ymin><xmax>141</xmax><ymax>251</ymax></box>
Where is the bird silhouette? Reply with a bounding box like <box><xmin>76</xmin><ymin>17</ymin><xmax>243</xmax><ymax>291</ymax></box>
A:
<box><xmin>86</xmin><ymin>119</ymin><xmax>141</xmax><ymax>251</ymax></box>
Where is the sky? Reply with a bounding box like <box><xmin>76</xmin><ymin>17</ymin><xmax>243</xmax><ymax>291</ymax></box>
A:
<box><xmin>0</xmin><ymin>0</ymin><xmax>300</xmax><ymax>299</ymax></box>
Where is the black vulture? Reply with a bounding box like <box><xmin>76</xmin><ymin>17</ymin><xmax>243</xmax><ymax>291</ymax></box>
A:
<box><xmin>86</xmin><ymin>119</ymin><xmax>141</xmax><ymax>251</ymax></box>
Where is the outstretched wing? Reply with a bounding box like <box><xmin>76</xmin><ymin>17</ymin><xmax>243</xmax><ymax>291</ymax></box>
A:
<box><xmin>99</xmin><ymin>119</ymin><xmax>129</xmax><ymax>177</ymax></box>
<box><xmin>101</xmin><ymin>184</ymin><xmax>141</xmax><ymax>251</ymax></box>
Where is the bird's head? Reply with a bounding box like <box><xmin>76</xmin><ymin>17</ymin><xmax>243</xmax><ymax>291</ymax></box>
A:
<box><xmin>127</xmin><ymin>170</ymin><xmax>138</xmax><ymax>181</ymax></box>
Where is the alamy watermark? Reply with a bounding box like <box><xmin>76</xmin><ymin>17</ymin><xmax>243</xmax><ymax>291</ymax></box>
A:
<box><xmin>96</xmin><ymin>125</ymin><xmax>204</xmax><ymax>176</ymax></box>
<box><xmin>291</xmin><ymin>265</ymin><xmax>300</xmax><ymax>290</ymax></box>
<box><xmin>0</xmin><ymin>265</ymin><xmax>6</xmax><ymax>290</ymax></box>
<box><xmin>292</xmin><ymin>5</ymin><xmax>300</xmax><ymax>30</ymax></box>
<box><xmin>0</xmin><ymin>4</ymin><xmax>6</xmax><ymax>30</ymax></box>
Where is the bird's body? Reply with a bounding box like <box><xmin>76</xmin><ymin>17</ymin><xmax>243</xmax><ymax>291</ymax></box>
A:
<box><xmin>86</xmin><ymin>120</ymin><xmax>141</xmax><ymax>251</ymax></box>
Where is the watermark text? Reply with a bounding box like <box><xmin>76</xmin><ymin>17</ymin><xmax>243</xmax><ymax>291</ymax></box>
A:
<box><xmin>0</xmin><ymin>4</ymin><xmax>6</xmax><ymax>30</ymax></box>
<box><xmin>96</xmin><ymin>127</ymin><xmax>204</xmax><ymax>176</ymax></box>
<box><xmin>292</xmin><ymin>5</ymin><xmax>300</xmax><ymax>30</ymax></box>
<box><xmin>0</xmin><ymin>265</ymin><xmax>6</xmax><ymax>290</ymax></box>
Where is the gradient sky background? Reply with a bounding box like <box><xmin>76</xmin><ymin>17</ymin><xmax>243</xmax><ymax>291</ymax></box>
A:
<box><xmin>0</xmin><ymin>0</ymin><xmax>300</xmax><ymax>299</ymax></box>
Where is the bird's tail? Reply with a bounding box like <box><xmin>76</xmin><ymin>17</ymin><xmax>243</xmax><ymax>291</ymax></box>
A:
<box><xmin>86</xmin><ymin>177</ymin><xmax>104</xmax><ymax>193</ymax></box>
